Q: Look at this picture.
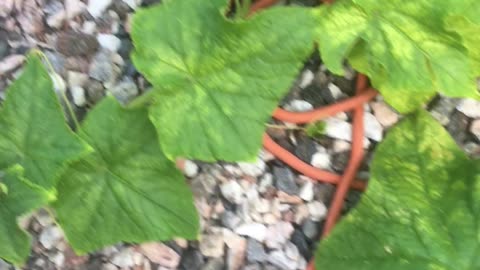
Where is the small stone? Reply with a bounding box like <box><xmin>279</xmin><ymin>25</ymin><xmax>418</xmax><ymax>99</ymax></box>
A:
<box><xmin>0</xmin><ymin>54</ymin><xmax>24</xmax><ymax>74</ymax></box>
<box><xmin>290</xmin><ymin>229</ymin><xmax>311</xmax><ymax>260</ymax></box>
<box><xmin>273</xmin><ymin>167</ymin><xmax>299</xmax><ymax>195</ymax></box>
<box><xmin>199</xmin><ymin>232</ymin><xmax>224</xmax><ymax>258</ymax></box>
<box><xmin>49</xmin><ymin>252</ymin><xmax>65</xmax><ymax>267</ymax></box>
<box><xmin>263</xmin><ymin>213</ymin><xmax>278</xmax><ymax>225</ymax></box>
<box><xmin>57</xmin><ymin>32</ymin><xmax>99</xmax><ymax>56</ymax></box>
<box><xmin>224</xmin><ymin>230</ymin><xmax>247</xmax><ymax>270</ymax></box>
<box><xmin>67</xmin><ymin>71</ymin><xmax>89</xmax><ymax>88</ymax></box>
<box><xmin>307</xmin><ymin>201</ymin><xmax>327</xmax><ymax>221</ymax></box>
<box><xmin>429</xmin><ymin>97</ymin><xmax>459</xmax><ymax>125</ymax></box>
<box><xmin>65</xmin><ymin>0</ymin><xmax>86</xmax><ymax>19</ymax></box>
<box><xmin>70</xmin><ymin>86</ymin><xmax>87</xmax><ymax>106</ymax></box>
<box><xmin>254</xmin><ymin>198</ymin><xmax>271</xmax><ymax>214</ymax></box>
<box><xmin>191</xmin><ymin>173</ymin><xmax>217</xmax><ymax>198</ymax></box>
<box><xmin>457</xmin><ymin>99</ymin><xmax>480</xmax><ymax>118</ymax></box>
<box><xmin>88</xmin><ymin>0</ymin><xmax>113</xmax><ymax>18</ymax></box>
<box><xmin>89</xmin><ymin>50</ymin><xmax>117</xmax><ymax>82</ymax></box>
<box><xmin>238</xmin><ymin>158</ymin><xmax>265</xmax><ymax>177</ymax></box>
<box><xmin>111</xmin><ymin>249</ymin><xmax>136</xmax><ymax>268</ymax></box>
<box><xmin>258</xmin><ymin>173</ymin><xmax>273</xmax><ymax>194</ymax></box>
<box><xmin>201</xmin><ymin>258</ymin><xmax>224</xmax><ymax>270</ymax></box>
<box><xmin>86</xmin><ymin>80</ymin><xmax>105</xmax><ymax>103</ymax></box>
<box><xmin>310</xmin><ymin>152</ymin><xmax>330</xmax><ymax>170</ymax></box>
<box><xmin>47</xmin><ymin>10</ymin><xmax>66</xmax><ymax>29</ymax></box>
<box><xmin>294</xmin><ymin>204</ymin><xmax>309</xmax><ymax>224</ymax></box>
<box><xmin>102</xmin><ymin>263</ymin><xmax>118</xmax><ymax>270</ymax></box>
<box><xmin>97</xmin><ymin>34</ymin><xmax>122</xmax><ymax>52</ymax></box>
<box><xmin>123</xmin><ymin>0</ymin><xmax>140</xmax><ymax>9</ymax></box>
<box><xmin>294</xmin><ymin>137</ymin><xmax>316</xmax><ymax>163</ymax></box>
<box><xmin>285</xmin><ymin>100</ymin><xmax>313</xmax><ymax>112</ymax></box>
<box><xmin>364</xmin><ymin>112</ymin><xmax>383</xmax><ymax>142</ymax></box>
<box><xmin>277</xmin><ymin>191</ymin><xmax>303</xmax><ymax>204</ymax></box>
<box><xmin>82</xmin><ymin>21</ymin><xmax>97</xmax><ymax>34</ymax></box>
<box><xmin>180</xmin><ymin>249</ymin><xmax>204</xmax><ymax>270</ymax></box>
<box><xmin>246</xmin><ymin>239</ymin><xmax>267</xmax><ymax>263</ymax></box>
<box><xmin>35</xmin><ymin>209</ymin><xmax>54</xmax><ymax>227</ymax></box>
<box><xmin>327</xmin><ymin>83</ymin><xmax>346</xmax><ymax>100</ymax></box>
<box><xmin>235</xmin><ymin>223</ymin><xmax>267</xmax><ymax>242</ymax></box>
<box><xmin>183</xmin><ymin>160</ymin><xmax>199</xmax><ymax>178</ymax></box>
<box><xmin>39</xmin><ymin>226</ymin><xmax>63</xmax><ymax>250</ymax></box>
<box><xmin>324</xmin><ymin>118</ymin><xmax>370</xmax><ymax>147</ymax></box>
<box><xmin>298</xmin><ymin>181</ymin><xmax>314</xmax><ymax>202</ymax></box>
<box><xmin>139</xmin><ymin>243</ymin><xmax>180</xmax><ymax>269</ymax></box>
<box><xmin>267</xmin><ymin>251</ymin><xmax>297</xmax><ymax>270</ymax></box>
<box><xmin>302</xmin><ymin>219</ymin><xmax>319</xmax><ymax>240</ymax></box>
<box><xmin>370</xmin><ymin>101</ymin><xmax>398</xmax><ymax>127</ymax></box>
<box><xmin>333</xmin><ymin>140</ymin><xmax>351</xmax><ymax>153</ymax></box>
<box><xmin>0</xmin><ymin>0</ymin><xmax>14</xmax><ymax>17</ymax></box>
<box><xmin>108</xmin><ymin>77</ymin><xmax>138</xmax><ymax>104</ymax></box>
<box><xmin>0</xmin><ymin>259</ymin><xmax>9</xmax><ymax>270</ymax></box>
<box><xmin>17</xmin><ymin>7</ymin><xmax>44</xmax><ymax>34</ymax></box>
<box><xmin>265</xmin><ymin>222</ymin><xmax>294</xmax><ymax>249</ymax></box>
<box><xmin>284</xmin><ymin>242</ymin><xmax>300</xmax><ymax>261</ymax></box>
<box><xmin>221</xmin><ymin>211</ymin><xmax>242</xmax><ymax>230</ymax></box>
<box><xmin>471</xmin><ymin>119</ymin><xmax>480</xmax><ymax>140</ymax></box>
<box><xmin>220</xmin><ymin>181</ymin><xmax>244</xmax><ymax>204</ymax></box>
<box><xmin>299</xmin><ymin>70</ymin><xmax>314</xmax><ymax>88</ymax></box>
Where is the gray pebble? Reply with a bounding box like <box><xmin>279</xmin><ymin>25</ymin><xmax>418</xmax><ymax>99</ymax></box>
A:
<box><xmin>273</xmin><ymin>167</ymin><xmax>299</xmax><ymax>195</ymax></box>
<box><xmin>246</xmin><ymin>239</ymin><xmax>267</xmax><ymax>263</ymax></box>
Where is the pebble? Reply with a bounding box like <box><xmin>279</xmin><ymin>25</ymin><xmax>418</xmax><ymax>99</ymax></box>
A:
<box><xmin>123</xmin><ymin>0</ymin><xmax>140</xmax><ymax>9</ymax></box>
<box><xmin>97</xmin><ymin>34</ymin><xmax>122</xmax><ymax>52</ymax></box>
<box><xmin>65</xmin><ymin>0</ymin><xmax>86</xmax><ymax>19</ymax></box>
<box><xmin>238</xmin><ymin>158</ymin><xmax>265</xmax><ymax>177</ymax></box>
<box><xmin>56</xmin><ymin>32</ymin><xmax>99</xmax><ymax>56</ymax></box>
<box><xmin>102</xmin><ymin>263</ymin><xmax>118</xmax><ymax>270</ymax></box>
<box><xmin>46</xmin><ymin>10</ymin><xmax>66</xmax><ymax>29</ymax></box>
<box><xmin>83</xmin><ymin>21</ymin><xmax>97</xmax><ymax>35</ymax></box>
<box><xmin>180</xmin><ymin>249</ymin><xmax>204</xmax><ymax>270</ymax></box>
<box><xmin>299</xmin><ymin>70</ymin><xmax>314</xmax><ymax>88</ymax></box>
<box><xmin>307</xmin><ymin>201</ymin><xmax>327</xmax><ymax>221</ymax></box>
<box><xmin>267</xmin><ymin>250</ymin><xmax>298</xmax><ymax>270</ymax></box>
<box><xmin>70</xmin><ymin>86</ymin><xmax>87</xmax><ymax>106</ymax></box>
<box><xmin>0</xmin><ymin>54</ymin><xmax>24</xmax><ymax>75</ymax></box>
<box><xmin>220</xmin><ymin>180</ymin><xmax>244</xmax><ymax>204</ymax></box>
<box><xmin>235</xmin><ymin>223</ymin><xmax>267</xmax><ymax>242</ymax></box>
<box><xmin>68</xmin><ymin>71</ymin><xmax>89</xmax><ymax>88</ymax></box>
<box><xmin>265</xmin><ymin>222</ymin><xmax>294</xmax><ymax>249</ymax></box>
<box><xmin>273</xmin><ymin>167</ymin><xmax>299</xmax><ymax>195</ymax></box>
<box><xmin>363</xmin><ymin>112</ymin><xmax>383</xmax><ymax>141</ymax></box>
<box><xmin>139</xmin><ymin>243</ymin><xmax>180</xmax><ymax>268</ymax></box>
<box><xmin>285</xmin><ymin>99</ymin><xmax>314</xmax><ymax>112</ymax></box>
<box><xmin>285</xmin><ymin>242</ymin><xmax>300</xmax><ymax>261</ymax></box>
<box><xmin>290</xmin><ymin>229</ymin><xmax>311</xmax><ymax>260</ymax></box>
<box><xmin>88</xmin><ymin>0</ymin><xmax>113</xmax><ymax>18</ymax></box>
<box><xmin>183</xmin><ymin>160</ymin><xmax>199</xmax><ymax>178</ymax></box>
<box><xmin>108</xmin><ymin>77</ymin><xmax>138</xmax><ymax>104</ymax></box>
<box><xmin>310</xmin><ymin>152</ymin><xmax>331</xmax><ymax>170</ymax></box>
<box><xmin>224</xmin><ymin>231</ymin><xmax>247</xmax><ymax>270</ymax></box>
<box><xmin>457</xmin><ymin>99</ymin><xmax>480</xmax><ymax>118</ymax></box>
<box><xmin>333</xmin><ymin>140</ymin><xmax>351</xmax><ymax>153</ymax></box>
<box><xmin>35</xmin><ymin>209</ymin><xmax>54</xmax><ymax>227</ymax></box>
<box><xmin>277</xmin><ymin>191</ymin><xmax>303</xmax><ymax>204</ymax></box>
<box><xmin>470</xmin><ymin>119</ymin><xmax>480</xmax><ymax>140</ymax></box>
<box><xmin>89</xmin><ymin>50</ymin><xmax>117</xmax><ymax>83</ymax></box>
<box><xmin>298</xmin><ymin>181</ymin><xmax>314</xmax><ymax>202</ymax></box>
<box><xmin>327</xmin><ymin>83</ymin><xmax>346</xmax><ymax>100</ymax></box>
<box><xmin>201</xmin><ymin>258</ymin><xmax>224</xmax><ymax>270</ymax></box>
<box><xmin>39</xmin><ymin>226</ymin><xmax>63</xmax><ymax>250</ymax></box>
<box><xmin>258</xmin><ymin>173</ymin><xmax>273</xmax><ymax>194</ymax></box>
<box><xmin>324</xmin><ymin>117</ymin><xmax>370</xmax><ymax>147</ymax></box>
<box><xmin>221</xmin><ymin>211</ymin><xmax>242</xmax><ymax>230</ymax></box>
<box><xmin>111</xmin><ymin>248</ymin><xmax>137</xmax><ymax>268</ymax></box>
<box><xmin>49</xmin><ymin>251</ymin><xmax>65</xmax><ymax>267</ymax></box>
<box><xmin>199</xmin><ymin>231</ymin><xmax>224</xmax><ymax>258</ymax></box>
<box><xmin>0</xmin><ymin>0</ymin><xmax>13</xmax><ymax>17</ymax></box>
<box><xmin>370</xmin><ymin>101</ymin><xmax>398</xmax><ymax>127</ymax></box>
<box><xmin>0</xmin><ymin>259</ymin><xmax>9</xmax><ymax>270</ymax></box>
<box><xmin>302</xmin><ymin>219</ymin><xmax>319</xmax><ymax>240</ymax></box>
<box><xmin>246</xmin><ymin>239</ymin><xmax>267</xmax><ymax>263</ymax></box>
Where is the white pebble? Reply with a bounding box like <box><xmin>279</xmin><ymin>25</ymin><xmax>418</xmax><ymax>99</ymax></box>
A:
<box><xmin>364</xmin><ymin>112</ymin><xmax>383</xmax><ymax>142</ymax></box>
<box><xmin>299</xmin><ymin>70</ymin><xmax>314</xmax><ymax>88</ymax></box>
<box><xmin>238</xmin><ymin>158</ymin><xmax>265</xmax><ymax>177</ymax></box>
<box><xmin>0</xmin><ymin>55</ymin><xmax>25</xmax><ymax>75</ymax></box>
<box><xmin>308</xmin><ymin>201</ymin><xmax>327</xmax><ymax>222</ymax></box>
<box><xmin>285</xmin><ymin>100</ymin><xmax>313</xmax><ymax>112</ymax></box>
<box><xmin>310</xmin><ymin>152</ymin><xmax>331</xmax><ymax>170</ymax></box>
<box><xmin>235</xmin><ymin>223</ymin><xmax>267</xmax><ymax>242</ymax></box>
<box><xmin>65</xmin><ymin>0</ymin><xmax>86</xmax><ymax>19</ymax></box>
<box><xmin>97</xmin><ymin>34</ymin><xmax>121</xmax><ymax>52</ymax></box>
<box><xmin>220</xmin><ymin>181</ymin><xmax>244</xmax><ymax>204</ymax></box>
<box><xmin>39</xmin><ymin>226</ymin><xmax>63</xmax><ymax>250</ymax></box>
<box><xmin>457</xmin><ymin>99</ymin><xmax>480</xmax><ymax>118</ymax></box>
<box><xmin>82</xmin><ymin>21</ymin><xmax>97</xmax><ymax>34</ymax></box>
<box><xmin>87</xmin><ymin>0</ymin><xmax>112</xmax><ymax>18</ymax></box>
<box><xmin>299</xmin><ymin>181</ymin><xmax>314</xmax><ymax>202</ymax></box>
<box><xmin>470</xmin><ymin>119</ymin><xmax>480</xmax><ymax>140</ymax></box>
<box><xmin>183</xmin><ymin>160</ymin><xmax>199</xmax><ymax>178</ymax></box>
<box><xmin>70</xmin><ymin>86</ymin><xmax>87</xmax><ymax>107</ymax></box>
<box><xmin>324</xmin><ymin>118</ymin><xmax>370</xmax><ymax>148</ymax></box>
<box><xmin>327</xmin><ymin>83</ymin><xmax>346</xmax><ymax>100</ymax></box>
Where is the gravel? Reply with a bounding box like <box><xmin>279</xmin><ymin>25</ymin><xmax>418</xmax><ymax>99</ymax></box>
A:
<box><xmin>0</xmin><ymin>0</ymin><xmax>478</xmax><ymax>269</ymax></box>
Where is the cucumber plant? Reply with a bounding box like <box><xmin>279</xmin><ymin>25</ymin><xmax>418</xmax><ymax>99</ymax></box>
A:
<box><xmin>0</xmin><ymin>0</ymin><xmax>479</xmax><ymax>268</ymax></box>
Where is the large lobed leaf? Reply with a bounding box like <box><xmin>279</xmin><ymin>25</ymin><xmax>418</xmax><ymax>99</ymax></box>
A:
<box><xmin>316</xmin><ymin>110</ymin><xmax>480</xmax><ymax>269</ymax></box>
<box><xmin>314</xmin><ymin>0</ymin><xmax>480</xmax><ymax>113</ymax></box>
<box><xmin>0</xmin><ymin>166</ymin><xmax>49</xmax><ymax>264</ymax></box>
<box><xmin>0</xmin><ymin>54</ymin><xmax>89</xmax><ymax>189</ymax></box>
<box><xmin>53</xmin><ymin>97</ymin><xmax>199</xmax><ymax>253</ymax></box>
<box><xmin>131</xmin><ymin>0</ymin><xmax>316</xmax><ymax>161</ymax></box>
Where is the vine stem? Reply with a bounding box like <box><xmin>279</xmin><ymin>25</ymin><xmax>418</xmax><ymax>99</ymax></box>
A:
<box><xmin>31</xmin><ymin>49</ymin><xmax>81</xmax><ymax>130</ymax></box>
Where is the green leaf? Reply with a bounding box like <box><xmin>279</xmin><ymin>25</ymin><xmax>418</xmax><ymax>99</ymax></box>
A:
<box><xmin>0</xmin><ymin>166</ymin><xmax>49</xmax><ymax>265</ymax></box>
<box><xmin>314</xmin><ymin>0</ymin><xmax>480</xmax><ymax>113</ymax></box>
<box><xmin>305</xmin><ymin>121</ymin><xmax>326</xmax><ymax>139</ymax></box>
<box><xmin>315</xmin><ymin>110</ymin><xmax>480</xmax><ymax>270</ymax></box>
<box><xmin>131</xmin><ymin>0</ymin><xmax>316</xmax><ymax>161</ymax></box>
<box><xmin>53</xmin><ymin>97</ymin><xmax>199</xmax><ymax>253</ymax></box>
<box><xmin>0</xmin><ymin>54</ymin><xmax>90</xmax><ymax>189</ymax></box>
